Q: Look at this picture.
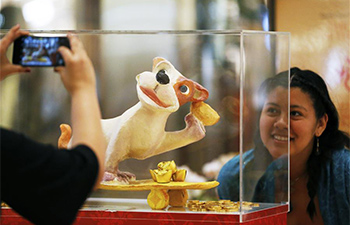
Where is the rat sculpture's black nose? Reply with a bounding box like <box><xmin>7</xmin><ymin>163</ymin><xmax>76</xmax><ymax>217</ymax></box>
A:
<box><xmin>156</xmin><ymin>70</ymin><xmax>170</xmax><ymax>84</ymax></box>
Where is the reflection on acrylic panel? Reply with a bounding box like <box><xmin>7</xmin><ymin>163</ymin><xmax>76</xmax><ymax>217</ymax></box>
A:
<box><xmin>1</xmin><ymin>30</ymin><xmax>290</xmax><ymax>205</ymax></box>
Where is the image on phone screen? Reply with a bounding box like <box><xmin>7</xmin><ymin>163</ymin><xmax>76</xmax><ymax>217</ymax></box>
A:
<box><xmin>12</xmin><ymin>36</ymin><xmax>70</xmax><ymax>67</ymax></box>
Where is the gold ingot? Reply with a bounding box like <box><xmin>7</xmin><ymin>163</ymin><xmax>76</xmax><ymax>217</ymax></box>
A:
<box><xmin>184</xmin><ymin>200</ymin><xmax>259</xmax><ymax>213</ymax></box>
<box><xmin>212</xmin><ymin>206</ymin><xmax>222</xmax><ymax>211</ymax></box>
<box><xmin>226</xmin><ymin>208</ymin><xmax>239</xmax><ymax>212</ymax></box>
<box><xmin>155</xmin><ymin>170</ymin><xmax>173</xmax><ymax>183</ymax></box>
<box><xmin>172</xmin><ymin>169</ymin><xmax>187</xmax><ymax>181</ymax></box>
<box><xmin>218</xmin><ymin>200</ymin><xmax>231</xmax><ymax>204</ymax></box>
<box><xmin>149</xmin><ymin>169</ymin><xmax>172</xmax><ymax>183</ymax></box>
<box><xmin>149</xmin><ymin>169</ymin><xmax>157</xmax><ymax>182</ymax></box>
<box><xmin>147</xmin><ymin>189</ymin><xmax>169</xmax><ymax>210</ymax></box>
<box><xmin>206</xmin><ymin>201</ymin><xmax>216</xmax><ymax>205</ymax></box>
<box><xmin>190</xmin><ymin>101</ymin><xmax>220</xmax><ymax>126</ymax></box>
<box><xmin>168</xmin><ymin>190</ymin><xmax>189</xmax><ymax>207</ymax></box>
<box><xmin>225</xmin><ymin>206</ymin><xmax>239</xmax><ymax>211</ymax></box>
<box><xmin>157</xmin><ymin>160</ymin><xmax>177</xmax><ymax>173</ymax></box>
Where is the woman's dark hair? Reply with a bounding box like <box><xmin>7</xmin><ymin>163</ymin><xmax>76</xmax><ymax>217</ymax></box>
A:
<box><xmin>289</xmin><ymin>67</ymin><xmax>349</xmax><ymax>220</ymax></box>
<box><xmin>255</xmin><ymin>67</ymin><xmax>349</xmax><ymax>220</ymax></box>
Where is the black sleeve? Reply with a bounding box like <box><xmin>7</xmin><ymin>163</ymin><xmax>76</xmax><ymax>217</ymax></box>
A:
<box><xmin>1</xmin><ymin>128</ymin><xmax>99</xmax><ymax>225</ymax></box>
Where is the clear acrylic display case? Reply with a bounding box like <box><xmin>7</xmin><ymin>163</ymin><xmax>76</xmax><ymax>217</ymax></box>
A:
<box><xmin>1</xmin><ymin>30</ymin><xmax>290</xmax><ymax>224</ymax></box>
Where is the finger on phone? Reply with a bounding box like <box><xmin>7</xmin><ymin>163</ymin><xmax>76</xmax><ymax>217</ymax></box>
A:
<box><xmin>15</xmin><ymin>30</ymin><xmax>30</xmax><ymax>39</ymax></box>
<box><xmin>12</xmin><ymin>65</ymin><xmax>31</xmax><ymax>73</ymax></box>
<box><xmin>1</xmin><ymin>25</ymin><xmax>19</xmax><ymax>48</ymax></box>
<box><xmin>2</xmin><ymin>25</ymin><xmax>29</xmax><ymax>50</ymax></box>
<box><xmin>67</xmin><ymin>34</ymin><xmax>84</xmax><ymax>54</ymax></box>
<box><xmin>58</xmin><ymin>46</ymin><xmax>72</xmax><ymax>62</ymax></box>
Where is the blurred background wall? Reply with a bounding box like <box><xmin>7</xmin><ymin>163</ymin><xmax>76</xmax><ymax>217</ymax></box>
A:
<box><xmin>274</xmin><ymin>0</ymin><xmax>349</xmax><ymax>134</ymax></box>
<box><xmin>0</xmin><ymin>0</ymin><xmax>270</xmax><ymax>139</ymax></box>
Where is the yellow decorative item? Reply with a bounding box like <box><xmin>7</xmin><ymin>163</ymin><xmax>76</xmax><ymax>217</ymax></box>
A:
<box><xmin>168</xmin><ymin>189</ymin><xmax>188</xmax><ymax>207</ymax></box>
<box><xmin>186</xmin><ymin>200</ymin><xmax>260</xmax><ymax>212</ymax></box>
<box><xmin>151</xmin><ymin>160</ymin><xmax>183</xmax><ymax>183</ymax></box>
<box><xmin>157</xmin><ymin>160</ymin><xmax>177</xmax><ymax>173</ymax></box>
<box><xmin>100</xmin><ymin>180</ymin><xmax>219</xmax><ymax>191</ymax></box>
<box><xmin>100</xmin><ymin>179</ymin><xmax>219</xmax><ymax>210</ymax></box>
<box><xmin>149</xmin><ymin>170</ymin><xmax>157</xmax><ymax>182</ymax></box>
<box><xmin>190</xmin><ymin>101</ymin><xmax>220</xmax><ymax>126</ymax></box>
<box><xmin>154</xmin><ymin>169</ymin><xmax>173</xmax><ymax>183</ymax></box>
<box><xmin>172</xmin><ymin>169</ymin><xmax>187</xmax><ymax>181</ymax></box>
<box><xmin>100</xmin><ymin>160</ymin><xmax>219</xmax><ymax>210</ymax></box>
<box><xmin>147</xmin><ymin>189</ymin><xmax>169</xmax><ymax>210</ymax></box>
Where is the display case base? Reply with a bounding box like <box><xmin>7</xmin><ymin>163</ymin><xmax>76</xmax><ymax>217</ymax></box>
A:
<box><xmin>1</xmin><ymin>202</ymin><xmax>288</xmax><ymax>225</ymax></box>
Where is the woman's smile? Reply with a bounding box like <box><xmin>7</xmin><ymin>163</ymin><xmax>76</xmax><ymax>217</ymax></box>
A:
<box><xmin>272</xmin><ymin>134</ymin><xmax>289</xmax><ymax>142</ymax></box>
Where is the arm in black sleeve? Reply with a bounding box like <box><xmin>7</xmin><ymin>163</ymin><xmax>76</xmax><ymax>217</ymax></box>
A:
<box><xmin>1</xmin><ymin>128</ymin><xmax>99</xmax><ymax>225</ymax></box>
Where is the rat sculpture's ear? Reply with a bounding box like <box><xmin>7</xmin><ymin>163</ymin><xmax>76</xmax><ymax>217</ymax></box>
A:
<box><xmin>152</xmin><ymin>57</ymin><xmax>173</xmax><ymax>73</ymax></box>
<box><xmin>152</xmin><ymin>57</ymin><xmax>168</xmax><ymax>71</ymax></box>
<box><xmin>173</xmin><ymin>76</ymin><xmax>209</xmax><ymax>106</ymax></box>
<box><xmin>192</xmin><ymin>82</ymin><xmax>209</xmax><ymax>102</ymax></box>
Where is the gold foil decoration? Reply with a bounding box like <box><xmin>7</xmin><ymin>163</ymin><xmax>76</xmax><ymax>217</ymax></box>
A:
<box><xmin>150</xmin><ymin>160</ymin><xmax>187</xmax><ymax>183</ymax></box>
<box><xmin>186</xmin><ymin>200</ymin><xmax>260</xmax><ymax>212</ymax></box>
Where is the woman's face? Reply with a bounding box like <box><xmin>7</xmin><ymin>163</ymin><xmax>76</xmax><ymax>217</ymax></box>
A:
<box><xmin>259</xmin><ymin>86</ymin><xmax>327</xmax><ymax>159</ymax></box>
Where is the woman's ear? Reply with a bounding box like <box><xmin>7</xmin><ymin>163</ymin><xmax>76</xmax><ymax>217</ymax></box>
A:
<box><xmin>316</xmin><ymin>113</ymin><xmax>328</xmax><ymax>137</ymax></box>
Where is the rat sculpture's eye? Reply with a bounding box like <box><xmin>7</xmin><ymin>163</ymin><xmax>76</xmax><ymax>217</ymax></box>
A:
<box><xmin>156</xmin><ymin>70</ymin><xmax>170</xmax><ymax>84</ymax></box>
<box><xmin>180</xmin><ymin>85</ymin><xmax>189</xmax><ymax>94</ymax></box>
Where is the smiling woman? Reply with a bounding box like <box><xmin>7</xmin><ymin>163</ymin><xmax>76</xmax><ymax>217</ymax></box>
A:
<box><xmin>217</xmin><ymin>68</ymin><xmax>350</xmax><ymax>225</ymax></box>
<box><xmin>259</xmin><ymin>86</ymin><xmax>289</xmax><ymax>159</ymax></box>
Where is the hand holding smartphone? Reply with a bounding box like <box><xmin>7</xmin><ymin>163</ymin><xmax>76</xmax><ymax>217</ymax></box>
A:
<box><xmin>12</xmin><ymin>36</ymin><xmax>70</xmax><ymax>67</ymax></box>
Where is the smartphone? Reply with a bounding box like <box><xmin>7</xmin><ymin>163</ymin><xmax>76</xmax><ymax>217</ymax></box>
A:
<box><xmin>12</xmin><ymin>35</ymin><xmax>70</xmax><ymax>67</ymax></box>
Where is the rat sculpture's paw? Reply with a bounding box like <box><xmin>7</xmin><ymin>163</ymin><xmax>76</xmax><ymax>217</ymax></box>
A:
<box><xmin>102</xmin><ymin>172</ymin><xmax>116</xmax><ymax>182</ymax></box>
<box><xmin>116</xmin><ymin>170</ymin><xmax>137</xmax><ymax>183</ymax></box>
<box><xmin>102</xmin><ymin>170</ymin><xmax>136</xmax><ymax>184</ymax></box>
<box><xmin>184</xmin><ymin>113</ymin><xmax>206</xmax><ymax>142</ymax></box>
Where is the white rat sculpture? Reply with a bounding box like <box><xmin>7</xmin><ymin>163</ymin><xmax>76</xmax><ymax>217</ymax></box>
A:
<box><xmin>58</xmin><ymin>57</ymin><xmax>210</xmax><ymax>183</ymax></box>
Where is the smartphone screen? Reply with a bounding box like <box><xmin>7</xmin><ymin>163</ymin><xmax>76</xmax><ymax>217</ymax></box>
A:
<box><xmin>12</xmin><ymin>36</ymin><xmax>70</xmax><ymax>67</ymax></box>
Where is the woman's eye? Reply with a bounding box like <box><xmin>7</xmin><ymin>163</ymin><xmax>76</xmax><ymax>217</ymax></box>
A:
<box><xmin>180</xmin><ymin>85</ymin><xmax>189</xmax><ymax>94</ymax></box>
<box><xmin>291</xmin><ymin>111</ymin><xmax>301</xmax><ymax>117</ymax></box>
<box><xmin>266</xmin><ymin>107</ymin><xmax>278</xmax><ymax>114</ymax></box>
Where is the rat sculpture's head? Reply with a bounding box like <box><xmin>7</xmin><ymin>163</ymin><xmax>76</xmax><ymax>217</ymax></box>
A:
<box><xmin>136</xmin><ymin>57</ymin><xmax>209</xmax><ymax>112</ymax></box>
